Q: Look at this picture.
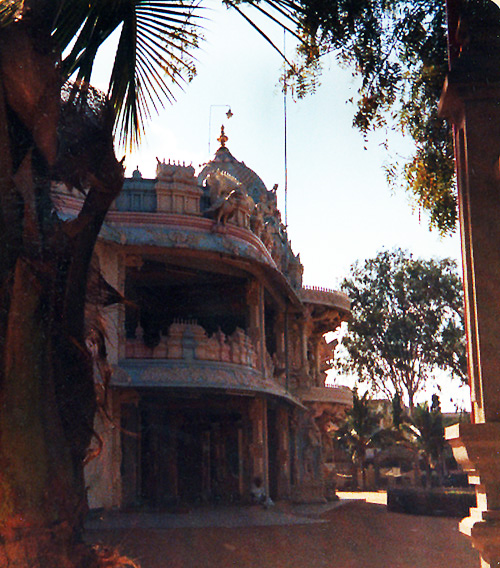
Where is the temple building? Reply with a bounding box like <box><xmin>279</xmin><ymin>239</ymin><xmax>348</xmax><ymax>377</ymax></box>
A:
<box><xmin>53</xmin><ymin>128</ymin><xmax>352</xmax><ymax>509</ymax></box>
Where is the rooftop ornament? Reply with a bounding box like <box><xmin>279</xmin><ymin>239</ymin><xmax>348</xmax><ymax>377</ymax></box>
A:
<box><xmin>218</xmin><ymin>125</ymin><xmax>229</xmax><ymax>148</ymax></box>
<box><xmin>208</xmin><ymin>104</ymin><xmax>233</xmax><ymax>155</ymax></box>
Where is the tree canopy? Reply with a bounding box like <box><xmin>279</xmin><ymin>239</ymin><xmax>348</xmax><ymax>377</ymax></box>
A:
<box><xmin>335</xmin><ymin>249</ymin><xmax>466</xmax><ymax>410</ymax></box>
<box><xmin>0</xmin><ymin>0</ymin><xmax>466</xmax><ymax>232</ymax></box>
<box><xmin>282</xmin><ymin>0</ymin><xmax>488</xmax><ymax>233</ymax></box>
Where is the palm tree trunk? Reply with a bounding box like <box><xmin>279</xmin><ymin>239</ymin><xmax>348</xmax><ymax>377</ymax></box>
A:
<box><xmin>0</xmin><ymin>259</ymin><xmax>96</xmax><ymax>568</ymax></box>
<box><xmin>0</xmin><ymin>14</ymin><xmax>123</xmax><ymax>567</ymax></box>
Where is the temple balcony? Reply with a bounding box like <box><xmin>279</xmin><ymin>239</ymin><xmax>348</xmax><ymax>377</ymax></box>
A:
<box><xmin>125</xmin><ymin>320</ymin><xmax>259</xmax><ymax>366</ymax></box>
<box><xmin>300</xmin><ymin>285</ymin><xmax>351</xmax><ymax>336</ymax></box>
<box><xmin>298</xmin><ymin>385</ymin><xmax>353</xmax><ymax>406</ymax></box>
<box><xmin>114</xmin><ymin>320</ymin><xmax>299</xmax><ymax>403</ymax></box>
<box><xmin>300</xmin><ymin>286</ymin><xmax>350</xmax><ymax>315</ymax></box>
<box><xmin>124</xmin><ymin>320</ymin><xmax>277</xmax><ymax>381</ymax></box>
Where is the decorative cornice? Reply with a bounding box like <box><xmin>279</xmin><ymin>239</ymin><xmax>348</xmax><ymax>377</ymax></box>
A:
<box><xmin>112</xmin><ymin>359</ymin><xmax>303</xmax><ymax>407</ymax></box>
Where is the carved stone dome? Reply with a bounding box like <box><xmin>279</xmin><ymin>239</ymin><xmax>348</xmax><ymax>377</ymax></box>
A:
<box><xmin>198</xmin><ymin>142</ymin><xmax>268</xmax><ymax>203</ymax></box>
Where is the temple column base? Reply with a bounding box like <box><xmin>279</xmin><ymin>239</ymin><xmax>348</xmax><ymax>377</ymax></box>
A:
<box><xmin>446</xmin><ymin>422</ymin><xmax>500</xmax><ymax>567</ymax></box>
<box><xmin>291</xmin><ymin>481</ymin><xmax>327</xmax><ymax>504</ymax></box>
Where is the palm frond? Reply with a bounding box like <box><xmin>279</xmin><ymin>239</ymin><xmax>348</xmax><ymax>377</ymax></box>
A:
<box><xmin>52</xmin><ymin>0</ymin><xmax>203</xmax><ymax>148</ymax></box>
<box><xmin>0</xmin><ymin>0</ymin><xmax>23</xmax><ymax>27</ymax></box>
<box><xmin>110</xmin><ymin>2</ymin><xmax>201</xmax><ymax>147</ymax></box>
<box><xmin>48</xmin><ymin>0</ymin><xmax>308</xmax><ymax>147</ymax></box>
<box><xmin>225</xmin><ymin>0</ymin><xmax>294</xmax><ymax>66</ymax></box>
<box><xmin>240</xmin><ymin>0</ymin><xmax>303</xmax><ymax>41</ymax></box>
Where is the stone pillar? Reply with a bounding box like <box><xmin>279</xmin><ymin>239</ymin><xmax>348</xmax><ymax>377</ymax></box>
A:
<box><xmin>301</xmin><ymin>308</ymin><xmax>315</xmax><ymax>386</ymax></box>
<box><xmin>440</xmin><ymin>85</ymin><xmax>500</xmax><ymax>424</ymax></box>
<box><xmin>441</xmin><ymin>4</ymin><xmax>500</xmax><ymax>565</ymax></box>
<box><xmin>300</xmin><ymin>317</ymin><xmax>309</xmax><ymax>372</ymax></box>
<box><xmin>273</xmin><ymin>312</ymin><xmax>286</xmax><ymax>384</ymax></box>
<box><xmin>122</xmin><ymin>254</ymin><xmax>144</xmax><ymax>360</ymax></box>
<box><xmin>274</xmin><ymin>312</ymin><xmax>285</xmax><ymax>363</ymax></box>
<box><xmin>275</xmin><ymin>406</ymin><xmax>291</xmax><ymax>499</ymax></box>
<box><xmin>291</xmin><ymin>408</ymin><xmax>325</xmax><ymax>503</ymax></box>
<box><xmin>308</xmin><ymin>333</ymin><xmax>323</xmax><ymax>387</ymax></box>
<box><xmin>119</xmin><ymin>392</ymin><xmax>141</xmax><ymax>508</ymax></box>
<box><xmin>248</xmin><ymin>397</ymin><xmax>268</xmax><ymax>495</ymax></box>
<box><xmin>246</xmin><ymin>280</ymin><xmax>265</xmax><ymax>372</ymax></box>
<box><xmin>287</xmin><ymin>317</ymin><xmax>304</xmax><ymax>389</ymax></box>
<box><xmin>167</xmin><ymin>414</ymin><xmax>179</xmax><ymax>501</ymax></box>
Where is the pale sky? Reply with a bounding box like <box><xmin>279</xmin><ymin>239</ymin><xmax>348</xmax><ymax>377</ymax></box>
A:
<box><xmin>92</xmin><ymin>1</ymin><xmax>469</xmax><ymax>411</ymax></box>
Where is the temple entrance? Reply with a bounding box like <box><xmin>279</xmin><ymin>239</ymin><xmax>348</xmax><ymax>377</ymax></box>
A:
<box><xmin>177</xmin><ymin>412</ymin><xmax>242</xmax><ymax>503</ymax></box>
<box><xmin>138</xmin><ymin>396</ymin><xmax>245</xmax><ymax>506</ymax></box>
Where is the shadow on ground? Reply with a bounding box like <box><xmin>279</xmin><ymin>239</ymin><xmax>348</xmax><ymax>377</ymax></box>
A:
<box><xmin>86</xmin><ymin>497</ymin><xmax>479</xmax><ymax>568</ymax></box>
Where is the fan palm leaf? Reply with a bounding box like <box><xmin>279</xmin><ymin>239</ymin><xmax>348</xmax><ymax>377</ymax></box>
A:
<box><xmin>1</xmin><ymin>0</ymin><xmax>306</xmax><ymax>147</ymax></box>
<box><xmin>52</xmin><ymin>0</ymin><xmax>203</xmax><ymax>146</ymax></box>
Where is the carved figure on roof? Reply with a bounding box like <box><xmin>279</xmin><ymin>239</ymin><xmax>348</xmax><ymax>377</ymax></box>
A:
<box><xmin>286</xmin><ymin>253</ymin><xmax>303</xmax><ymax>289</ymax></box>
<box><xmin>156</xmin><ymin>159</ymin><xmax>195</xmax><ymax>186</ymax></box>
<box><xmin>205</xmin><ymin>170</ymin><xmax>241</xmax><ymax>203</ymax></box>
<box><xmin>261</xmin><ymin>224</ymin><xmax>274</xmax><ymax>252</ymax></box>
<box><xmin>270</xmin><ymin>232</ymin><xmax>285</xmax><ymax>268</ymax></box>
<box><xmin>204</xmin><ymin>188</ymin><xmax>240</xmax><ymax>226</ymax></box>
<box><xmin>258</xmin><ymin>188</ymin><xmax>279</xmax><ymax>223</ymax></box>
<box><xmin>250</xmin><ymin>203</ymin><xmax>265</xmax><ymax>238</ymax></box>
<box><xmin>173</xmin><ymin>163</ymin><xmax>195</xmax><ymax>184</ymax></box>
<box><xmin>236</xmin><ymin>191</ymin><xmax>255</xmax><ymax>229</ymax></box>
<box><xmin>156</xmin><ymin>158</ymin><xmax>175</xmax><ymax>181</ymax></box>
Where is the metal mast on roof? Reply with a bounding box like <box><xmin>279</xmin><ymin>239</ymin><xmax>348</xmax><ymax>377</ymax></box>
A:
<box><xmin>283</xmin><ymin>29</ymin><xmax>288</xmax><ymax>228</ymax></box>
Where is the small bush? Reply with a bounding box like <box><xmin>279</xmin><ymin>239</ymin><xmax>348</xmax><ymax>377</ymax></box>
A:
<box><xmin>387</xmin><ymin>487</ymin><xmax>476</xmax><ymax>517</ymax></box>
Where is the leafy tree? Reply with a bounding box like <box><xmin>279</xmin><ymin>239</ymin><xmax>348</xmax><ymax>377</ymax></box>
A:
<box><xmin>283</xmin><ymin>0</ymin><xmax>500</xmax><ymax>233</ymax></box>
<box><xmin>0</xmin><ymin>1</ymin><xmax>305</xmax><ymax>566</ymax></box>
<box><xmin>334</xmin><ymin>389</ymin><xmax>382</xmax><ymax>489</ymax></box>
<box><xmin>336</xmin><ymin>249</ymin><xmax>466</xmax><ymax>411</ymax></box>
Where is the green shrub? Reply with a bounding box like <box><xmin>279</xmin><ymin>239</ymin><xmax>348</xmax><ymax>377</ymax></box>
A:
<box><xmin>387</xmin><ymin>487</ymin><xmax>476</xmax><ymax>517</ymax></box>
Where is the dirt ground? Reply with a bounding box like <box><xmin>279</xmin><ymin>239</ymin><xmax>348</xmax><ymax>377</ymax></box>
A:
<box><xmin>86</xmin><ymin>495</ymin><xmax>480</xmax><ymax>568</ymax></box>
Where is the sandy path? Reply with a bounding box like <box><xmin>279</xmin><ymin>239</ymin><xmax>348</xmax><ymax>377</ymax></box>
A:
<box><xmin>87</xmin><ymin>499</ymin><xmax>479</xmax><ymax>567</ymax></box>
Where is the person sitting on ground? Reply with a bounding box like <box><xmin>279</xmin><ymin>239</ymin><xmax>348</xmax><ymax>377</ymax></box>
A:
<box><xmin>250</xmin><ymin>476</ymin><xmax>273</xmax><ymax>508</ymax></box>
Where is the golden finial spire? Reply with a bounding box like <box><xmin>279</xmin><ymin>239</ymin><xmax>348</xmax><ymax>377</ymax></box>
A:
<box><xmin>218</xmin><ymin>125</ymin><xmax>228</xmax><ymax>147</ymax></box>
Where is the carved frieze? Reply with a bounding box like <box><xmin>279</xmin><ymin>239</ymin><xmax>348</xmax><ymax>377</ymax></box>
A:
<box><xmin>126</xmin><ymin>321</ymin><xmax>259</xmax><ymax>370</ymax></box>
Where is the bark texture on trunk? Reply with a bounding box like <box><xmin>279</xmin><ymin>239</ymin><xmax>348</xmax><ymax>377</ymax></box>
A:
<box><xmin>0</xmin><ymin>10</ymin><xmax>124</xmax><ymax>568</ymax></box>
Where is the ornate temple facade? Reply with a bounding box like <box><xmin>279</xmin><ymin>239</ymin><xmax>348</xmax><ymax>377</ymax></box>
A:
<box><xmin>54</xmin><ymin>129</ymin><xmax>352</xmax><ymax>509</ymax></box>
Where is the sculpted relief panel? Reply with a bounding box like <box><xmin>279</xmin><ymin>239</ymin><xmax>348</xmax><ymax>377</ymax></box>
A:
<box><xmin>126</xmin><ymin>321</ymin><xmax>259</xmax><ymax>369</ymax></box>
